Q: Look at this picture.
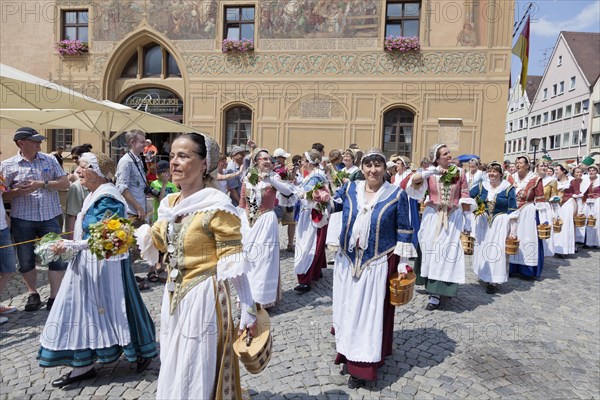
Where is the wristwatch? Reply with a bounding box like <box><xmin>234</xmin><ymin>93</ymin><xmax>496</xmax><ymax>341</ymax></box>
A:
<box><xmin>44</xmin><ymin>180</ymin><xmax>49</xmax><ymax>190</ymax></box>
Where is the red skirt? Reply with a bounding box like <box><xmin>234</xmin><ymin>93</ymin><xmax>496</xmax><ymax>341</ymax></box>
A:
<box><xmin>297</xmin><ymin>224</ymin><xmax>328</xmax><ymax>285</ymax></box>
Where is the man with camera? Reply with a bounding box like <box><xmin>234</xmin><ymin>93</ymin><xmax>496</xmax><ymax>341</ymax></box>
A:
<box><xmin>115</xmin><ymin>130</ymin><xmax>149</xmax><ymax>225</ymax></box>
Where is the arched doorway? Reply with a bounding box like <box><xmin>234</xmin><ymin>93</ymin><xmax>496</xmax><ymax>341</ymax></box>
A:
<box><xmin>382</xmin><ymin>108</ymin><xmax>414</xmax><ymax>159</ymax></box>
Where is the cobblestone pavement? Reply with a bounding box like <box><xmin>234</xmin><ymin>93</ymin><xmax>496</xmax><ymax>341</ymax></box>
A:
<box><xmin>1</xmin><ymin>227</ymin><xmax>599</xmax><ymax>400</ymax></box>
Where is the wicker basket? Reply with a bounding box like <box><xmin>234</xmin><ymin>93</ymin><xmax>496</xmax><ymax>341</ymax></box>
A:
<box><xmin>553</xmin><ymin>218</ymin><xmax>563</xmax><ymax>233</ymax></box>
<box><xmin>537</xmin><ymin>224</ymin><xmax>551</xmax><ymax>239</ymax></box>
<box><xmin>505</xmin><ymin>237</ymin><xmax>519</xmax><ymax>255</ymax></box>
<box><xmin>233</xmin><ymin>306</ymin><xmax>272</xmax><ymax>374</ymax></box>
<box><xmin>587</xmin><ymin>215</ymin><xmax>597</xmax><ymax>227</ymax></box>
<box><xmin>460</xmin><ymin>232</ymin><xmax>475</xmax><ymax>255</ymax></box>
<box><xmin>389</xmin><ymin>270</ymin><xmax>416</xmax><ymax>307</ymax></box>
<box><xmin>574</xmin><ymin>214</ymin><xmax>586</xmax><ymax>228</ymax></box>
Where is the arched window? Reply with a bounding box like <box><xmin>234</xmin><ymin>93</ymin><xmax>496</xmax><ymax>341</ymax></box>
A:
<box><xmin>120</xmin><ymin>42</ymin><xmax>181</xmax><ymax>78</ymax></box>
<box><xmin>224</xmin><ymin>106</ymin><xmax>252</xmax><ymax>154</ymax></box>
<box><xmin>382</xmin><ymin>108</ymin><xmax>414</xmax><ymax>158</ymax></box>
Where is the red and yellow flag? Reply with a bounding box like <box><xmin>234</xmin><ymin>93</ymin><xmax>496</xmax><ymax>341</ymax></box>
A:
<box><xmin>512</xmin><ymin>16</ymin><xmax>530</xmax><ymax>95</ymax></box>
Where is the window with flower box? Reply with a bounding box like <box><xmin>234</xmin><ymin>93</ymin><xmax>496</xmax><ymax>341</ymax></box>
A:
<box><xmin>224</xmin><ymin>6</ymin><xmax>255</xmax><ymax>41</ymax></box>
<box><xmin>385</xmin><ymin>2</ymin><xmax>421</xmax><ymax>38</ymax></box>
<box><xmin>62</xmin><ymin>10</ymin><xmax>88</xmax><ymax>42</ymax></box>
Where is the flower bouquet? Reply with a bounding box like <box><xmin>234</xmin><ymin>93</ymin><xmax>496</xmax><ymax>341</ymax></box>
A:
<box><xmin>331</xmin><ymin>170</ymin><xmax>349</xmax><ymax>187</ymax></box>
<box><xmin>88</xmin><ymin>215</ymin><xmax>136</xmax><ymax>260</ymax></box>
<box><xmin>440</xmin><ymin>165</ymin><xmax>460</xmax><ymax>185</ymax></box>
<box><xmin>305</xmin><ymin>182</ymin><xmax>331</xmax><ymax>227</ymax></box>
<box><xmin>274</xmin><ymin>165</ymin><xmax>290</xmax><ymax>180</ymax></box>
<box><xmin>473</xmin><ymin>196</ymin><xmax>486</xmax><ymax>217</ymax></box>
<box><xmin>55</xmin><ymin>39</ymin><xmax>89</xmax><ymax>55</ymax></box>
<box><xmin>384</xmin><ymin>36</ymin><xmax>420</xmax><ymax>53</ymax></box>
<box><xmin>222</xmin><ymin>38</ymin><xmax>254</xmax><ymax>53</ymax></box>
<box><xmin>0</xmin><ymin>174</ymin><xmax>8</xmax><ymax>193</ymax></box>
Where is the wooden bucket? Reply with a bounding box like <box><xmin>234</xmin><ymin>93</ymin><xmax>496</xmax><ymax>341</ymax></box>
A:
<box><xmin>460</xmin><ymin>232</ymin><xmax>475</xmax><ymax>255</ymax></box>
<box><xmin>389</xmin><ymin>270</ymin><xmax>416</xmax><ymax>307</ymax></box>
<box><xmin>537</xmin><ymin>224</ymin><xmax>551</xmax><ymax>239</ymax></box>
<box><xmin>574</xmin><ymin>214</ymin><xmax>586</xmax><ymax>228</ymax></box>
<box><xmin>505</xmin><ymin>237</ymin><xmax>519</xmax><ymax>255</ymax></box>
<box><xmin>233</xmin><ymin>307</ymin><xmax>272</xmax><ymax>374</ymax></box>
<box><xmin>553</xmin><ymin>218</ymin><xmax>563</xmax><ymax>233</ymax></box>
<box><xmin>587</xmin><ymin>215</ymin><xmax>597</xmax><ymax>227</ymax></box>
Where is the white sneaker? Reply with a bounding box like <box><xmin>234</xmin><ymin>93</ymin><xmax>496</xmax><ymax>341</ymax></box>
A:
<box><xmin>0</xmin><ymin>316</ymin><xmax>7</xmax><ymax>324</ymax></box>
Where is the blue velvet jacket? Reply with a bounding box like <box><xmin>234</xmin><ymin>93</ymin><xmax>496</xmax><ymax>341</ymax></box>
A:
<box><xmin>334</xmin><ymin>182</ymin><xmax>413</xmax><ymax>271</ymax></box>
<box><xmin>469</xmin><ymin>182</ymin><xmax>517</xmax><ymax>223</ymax></box>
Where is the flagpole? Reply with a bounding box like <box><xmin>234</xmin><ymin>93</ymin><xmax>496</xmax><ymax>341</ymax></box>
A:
<box><xmin>513</xmin><ymin>3</ymin><xmax>533</xmax><ymax>38</ymax></box>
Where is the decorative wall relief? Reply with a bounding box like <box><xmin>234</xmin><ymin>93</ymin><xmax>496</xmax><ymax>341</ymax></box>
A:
<box><xmin>259</xmin><ymin>0</ymin><xmax>381</xmax><ymax>39</ymax></box>
<box><xmin>184</xmin><ymin>51</ymin><xmax>487</xmax><ymax>76</ymax></box>
<box><xmin>287</xmin><ymin>94</ymin><xmax>346</xmax><ymax>119</ymax></box>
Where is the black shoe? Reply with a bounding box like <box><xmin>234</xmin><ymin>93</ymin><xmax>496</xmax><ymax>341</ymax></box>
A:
<box><xmin>319</xmin><ymin>272</ymin><xmax>323</xmax><ymax>278</ymax></box>
<box><xmin>46</xmin><ymin>298</ymin><xmax>55</xmax><ymax>311</ymax></box>
<box><xmin>294</xmin><ymin>284</ymin><xmax>311</xmax><ymax>293</ymax></box>
<box><xmin>348</xmin><ymin>376</ymin><xmax>366</xmax><ymax>389</ymax></box>
<box><xmin>24</xmin><ymin>293</ymin><xmax>41</xmax><ymax>311</ymax></box>
<box><xmin>51</xmin><ymin>368</ymin><xmax>97</xmax><ymax>388</ymax></box>
<box><xmin>425</xmin><ymin>302</ymin><xmax>439</xmax><ymax>311</ymax></box>
<box><xmin>486</xmin><ymin>284</ymin><xmax>498</xmax><ymax>294</ymax></box>
<box><xmin>327</xmin><ymin>259</ymin><xmax>335</xmax><ymax>265</ymax></box>
<box><xmin>136</xmin><ymin>357</ymin><xmax>152</xmax><ymax>373</ymax></box>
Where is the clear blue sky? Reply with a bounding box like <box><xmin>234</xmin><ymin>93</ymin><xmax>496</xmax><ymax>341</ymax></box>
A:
<box><xmin>512</xmin><ymin>0</ymin><xmax>600</xmax><ymax>78</ymax></box>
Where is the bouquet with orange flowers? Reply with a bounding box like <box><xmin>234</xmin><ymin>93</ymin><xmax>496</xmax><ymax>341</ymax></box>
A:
<box><xmin>88</xmin><ymin>215</ymin><xmax>136</xmax><ymax>260</ymax></box>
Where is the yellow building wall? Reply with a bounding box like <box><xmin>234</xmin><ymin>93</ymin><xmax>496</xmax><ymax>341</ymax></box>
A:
<box><xmin>1</xmin><ymin>0</ymin><xmax>514</xmax><ymax>164</ymax></box>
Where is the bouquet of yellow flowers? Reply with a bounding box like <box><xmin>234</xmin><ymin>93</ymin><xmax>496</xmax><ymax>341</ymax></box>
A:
<box><xmin>473</xmin><ymin>196</ymin><xmax>486</xmax><ymax>217</ymax></box>
<box><xmin>88</xmin><ymin>215</ymin><xmax>136</xmax><ymax>260</ymax></box>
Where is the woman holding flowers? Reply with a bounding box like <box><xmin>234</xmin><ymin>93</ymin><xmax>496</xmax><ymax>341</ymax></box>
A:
<box><xmin>332</xmin><ymin>149</ymin><xmax>415</xmax><ymax>389</ymax></box>
<box><xmin>469</xmin><ymin>162</ymin><xmax>518</xmax><ymax>294</ymax></box>
<box><xmin>239</xmin><ymin>149</ymin><xmax>293</xmax><ymax>308</ymax></box>
<box><xmin>136</xmin><ymin>133</ymin><xmax>256</xmax><ymax>399</ymax></box>
<box><xmin>508</xmin><ymin>155</ymin><xmax>550</xmax><ymax>278</ymax></box>
<box><xmin>294</xmin><ymin>149</ymin><xmax>331</xmax><ymax>293</ymax></box>
<box><xmin>38</xmin><ymin>152</ymin><xmax>157</xmax><ymax>388</ymax></box>
<box><xmin>406</xmin><ymin>144</ymin><xmax>475</xmax><ymax>310</ymax></box>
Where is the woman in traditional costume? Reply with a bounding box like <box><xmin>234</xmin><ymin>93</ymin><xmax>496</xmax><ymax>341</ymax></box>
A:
<box><xmin>239</xmin><ymin>149</ymin><xmax>293</xmax><ymax>308</ymax></box>
<box><xmin>537</xmin><ymin>161</ymin><xmax>559</xmax><ymax>257</ymax></box>
<box><xmin>584</xmin><ymin>164</ymin><xmax>600</xmax><ymax>247</ymax></box>
<box><xmin>294</xmin><ymin>149</ymin><xmax>330</xmax><ymax>293</ymax></box>
<box><xmin>340</xmin><ymin>149</ymin><xmax>361</xmax><ymax>182</ymax></box>
<box><xmin>465</xmin><ymin>158</ymin><xmax>484</xmax><ymax>189</ymax></box>
<box><xmin>406</xmin><ymin>144</ymin><xmax>475</xmax><ymax>310</ymax></box>
<box><xmin>332</xmin><ymin>149</ymin><xmax>415</xmax><ymax>389</ymax></box>
<box><xmin>470</xmin><ymin>162</ymin><xmax>517</xmax><ymax>294</ymax></box>
<box><xmin>38</xmin><ymin>152</ymin><xmax>158</xmax><ymax>388</ymax></box>
<box><xmin>508</xmin><ymin>156</ymin><xmax>550</xmax><ymax>278</ymax></box>
<box><xmin>136</xmin><ymin>133</ymin><xmax>257</xmax><ymax>399</ymax></box>
<box><xmin>553</xmin><ymin>164</ymin><xmax>578</xmax><ymax>257</ymax></box>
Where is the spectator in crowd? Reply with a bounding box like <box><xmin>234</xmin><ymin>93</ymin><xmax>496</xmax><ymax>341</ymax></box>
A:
<box><xmin>224</xmin><ymin>145</ymin><xmax>250</xmax><ymax>206</ymax></box>
<box><xmin>64</xmin><ymin>145</ymin><xmax>92</xmax><ymax>240</ymax></box>
<box><xmin>0</xmin><ymin>150</ymin><xmax>17</xmax><ymax>323</ymax></box>
<box><xmin>149</xmin><ymin>160</ymin><xmax>178</xmax><ymax>224</ymax></box>
<box><xmin>115</xmin><ymin>130</ymin><xmax>148</xmax><ymax>223</ymax></box>
<box><xmin>143</xmin><ymin>139</ymin><xmax>158</xmax><ymax>169</ymax></box>
<box><xmin>312</xmin><ymin>142</ymin><xmax>325</xmax><ymax>158</ymax></box>
<box><xmin>328</xmin><ymin>149</ymin><xmax>344</xmax><ymax>171</ymax></box>
<box><xmin>161</xmin><ymin>139</ymin><xmax>171</xmax><ymax>156</ymax></box>
<box><xmin>52</xmin><ymin>146</ymin><xmax>64</xmax><ymax>169</ymax></box>
<box><xmin>0</xmin><ymin>128</ymin><xmax>69</xmax><ymax>311</ymax></box>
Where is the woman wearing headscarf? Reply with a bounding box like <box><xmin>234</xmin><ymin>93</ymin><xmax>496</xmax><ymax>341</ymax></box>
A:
<box><xmin>136</xmin><ymin>133</ymin><xmax>257</xmax><ymax>399</ymax></box>
<box><xmin>406</xmin><ymin>144</ymin><xmax>475</xmax><ymax>310</ymax></box>
<box><xmin>294</xmin><ymin>149</ymin><xmax>331</xmax><ymax>293</ymax></box>
<box><xmin>508</xmin><ymin>155</ymin><xmax>551</xmax><ymax>278</ymax></box>
<box><xmin>469</xmin><ymin>162</ymin><xmax>518</xmax><ymax>294</ymax></box>
<box><xmin>38</xmin><ymin>152</ymin><xmax>157</xmax><ymax>388</ymax></box>
<box><xmin>238</xmin><ymin>149</ymin><xmax>293</xmax><ymax>308</ymax></box>
<box><xmin>584</xmin><ymin>164</ymin><xmax>600</xmax><ymax>247</ymax></box>
<box><xmin>332</xmin><ymin>149</ymin><xmax>415</xmax><ymax>389</ymax></box>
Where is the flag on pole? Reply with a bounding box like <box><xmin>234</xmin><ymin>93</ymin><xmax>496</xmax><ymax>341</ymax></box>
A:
<box><xmin>512</xmin><ymin>16</ymin><xmax>530</xmax><ymax>95</ymax></box>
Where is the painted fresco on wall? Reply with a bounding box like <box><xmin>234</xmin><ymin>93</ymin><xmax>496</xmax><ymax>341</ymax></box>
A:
<box><xmin>94</xmin><ymin>0</ymin><xmax>145</xmax><ymax>41</ymax></box>
<box><xmin>457</xmin><ymin>0</ymin><xmax>488</xmax><ymax>47</ymax></box>
<box><xmin>147</xmin><ymin>0</ymin><xmax>218</xmax><ymax>39</ymax></box>
<box><xmin>93</xmin><ymin>0</ymin><xmax>218</xmax><ymax>42</ymax></box>
<box><xmin>260</xmin><ymin>0</ymin><xmax>381</xmax><ymax>39</ymax></box>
